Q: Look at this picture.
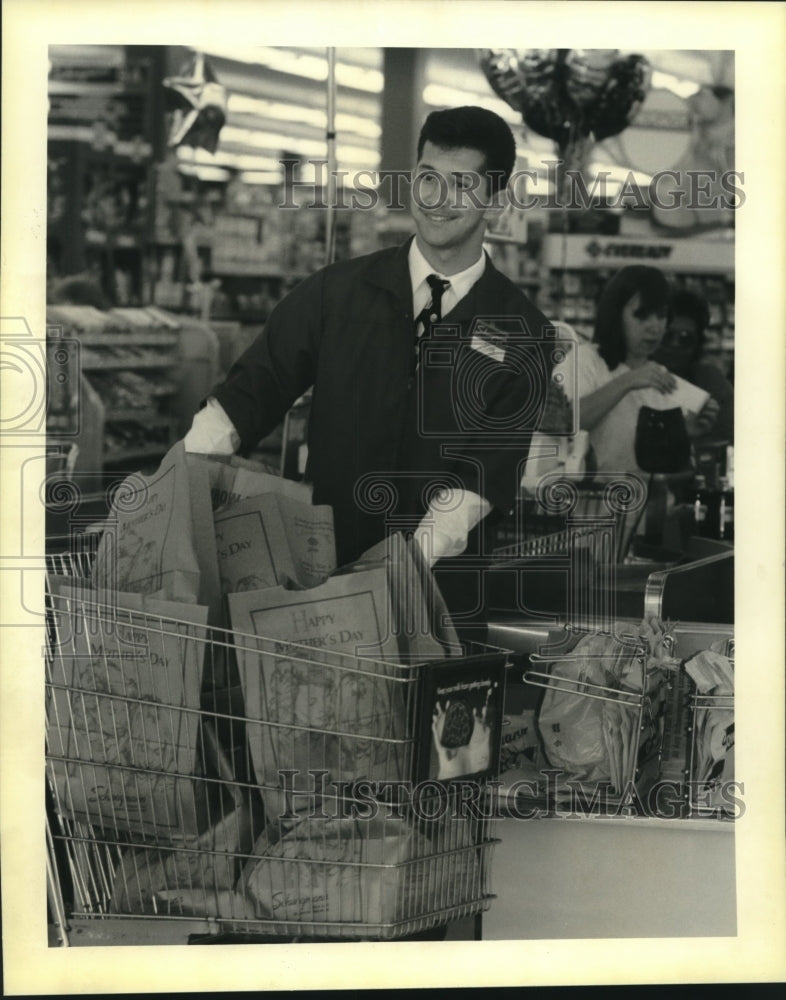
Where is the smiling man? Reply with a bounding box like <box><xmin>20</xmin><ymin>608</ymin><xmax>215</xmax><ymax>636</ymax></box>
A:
<box><xmin>411</xmin><ymin>140</ymin><xmax>505</xmax><ymax>272</ymax></box>
<box><xmin>185</xmin><ymin>106</ymin><xmax>554</xmax><ymax>568</ymax></box>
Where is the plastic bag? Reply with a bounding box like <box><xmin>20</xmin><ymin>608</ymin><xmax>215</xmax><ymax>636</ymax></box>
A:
<box><xmin>538</xmin><ymin>655</ymin><xmax>615</xmax><ymax>783</ymax></box>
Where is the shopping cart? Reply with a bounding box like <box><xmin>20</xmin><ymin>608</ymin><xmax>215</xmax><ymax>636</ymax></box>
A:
<box><xmin>45</xmin><ymin>543</ymin><xmax>501</xmax><ymax>946</ymax></box>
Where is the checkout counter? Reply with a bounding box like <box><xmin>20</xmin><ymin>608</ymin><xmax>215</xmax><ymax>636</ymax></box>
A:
<box><xmin>435</xmin><ymin>494</ymin><xmax>736</xmax><ymax>939</ymax></box>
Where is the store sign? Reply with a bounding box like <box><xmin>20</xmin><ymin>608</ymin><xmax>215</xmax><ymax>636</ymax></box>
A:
<box><xmin>543</xmin><ymin>234</ymin><xmax>733</xmax><ymax>273</ymax></box>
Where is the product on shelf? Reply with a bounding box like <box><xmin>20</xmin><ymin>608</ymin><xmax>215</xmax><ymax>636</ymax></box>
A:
<box><xmin>46</xmin><ymin>303</ymin><xmax>183</xmax><ymax>471</ymax></box>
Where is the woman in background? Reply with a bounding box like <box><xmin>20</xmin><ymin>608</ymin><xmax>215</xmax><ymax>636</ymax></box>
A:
<box><xmin>556</xmin><ymin>265</ymin><xmax>719</xmax><ymax>476</ymax></box>
<box><xmin>652</xmin><ymin>287</ymin><xmax>734</xmax><ymax>445</ymax></box>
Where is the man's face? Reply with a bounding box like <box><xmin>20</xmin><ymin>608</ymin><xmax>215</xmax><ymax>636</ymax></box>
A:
<box><xmin>410</xmin><ymin>141</ymin><xmax>502</xmax><ymax>265</ymax></box>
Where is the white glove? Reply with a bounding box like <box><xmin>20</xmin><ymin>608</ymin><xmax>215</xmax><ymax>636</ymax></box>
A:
<box><xmin>183</xmin><ymin>397</ymin><xmax>240</xmax><ymax>455</ymax></box>
<box><xmin>413</xmin><ymin>488</ymin><xmax>492</xmax><ymax>567</ymax></box>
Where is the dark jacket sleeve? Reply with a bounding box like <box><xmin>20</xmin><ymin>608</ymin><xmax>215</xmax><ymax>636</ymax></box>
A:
<box><xmin>212</xmin><ymin>271</ymin><xmax>323</xmax><ymax>450</ymax></box>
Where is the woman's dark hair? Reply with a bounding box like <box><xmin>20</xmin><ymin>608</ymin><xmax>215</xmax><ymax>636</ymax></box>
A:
<box><xmin>417</xmin><ymin>106</ymin><xmax>516</xmax><ymax>194</ymax></box>
<box><xmin>668</xmin><ymin>288</ymin><xmax>710</xmax><ymax>359</ymax></box>
<box><xmin>594</xmin><ymin>265</ymin><xmax>671</xmax><ymax>370</ymax></box>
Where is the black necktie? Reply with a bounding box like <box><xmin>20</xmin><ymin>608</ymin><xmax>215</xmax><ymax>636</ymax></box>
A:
<box><xmin>413</xmin><ymin>273</ymin><xmax>450</xmax><ymax>373</ymax></box>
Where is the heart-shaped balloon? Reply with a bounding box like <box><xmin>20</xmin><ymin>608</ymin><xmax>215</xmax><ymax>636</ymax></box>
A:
<box><xmin>520</xmin><ymin>48</ymin><xmax>561</xmax><ymax>88</ymax></box>
<box><xmin>564</xmin><ymin>49</ymin><xmax>619</xmax><ymax>107</ymax></box>
<box><xmin>478</xmin><ymin>49</ymin><xmax>529</xmax><ymax>116</ymax></box>
<box><xmin>588</xmin><ymin>54</ymin><xmax>652</xmax><ymax>142</ymax></box>
<box><xmin>517</xmin><ymin>49</ymin><xmax>569</xmax><ymax>142</ymax></box>
<box><xmin>479</xmin><ymin>49</ymin><xmax>651</xmax><ymax>147</ymax></box>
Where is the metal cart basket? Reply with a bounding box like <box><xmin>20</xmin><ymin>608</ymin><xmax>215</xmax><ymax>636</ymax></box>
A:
<box><xmin>45</xmin><ymin>546</ymin><xmax>500</xmax><ymax>946</ymax></box>
<box><xmin>687</xmin><ymin>638</ymin><xmax>735</xmax><ymax>820</ymax></box>
<box><xmin>515</xmin><ymin>623</ymin><xmax>676</xmax><ymax>814</ymax></box>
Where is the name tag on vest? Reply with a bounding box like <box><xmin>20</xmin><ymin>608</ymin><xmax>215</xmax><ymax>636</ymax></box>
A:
<box><xmin>470</xmin><ymin>335</ymin><xmax>506</xmax><ymax>363</ymax></box>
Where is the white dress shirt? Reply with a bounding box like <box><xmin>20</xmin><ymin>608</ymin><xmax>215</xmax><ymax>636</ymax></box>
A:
<box><xmin>408</xmin><ymin>238</ymin><xmax>486</xmax><ymax>327</ymax></box>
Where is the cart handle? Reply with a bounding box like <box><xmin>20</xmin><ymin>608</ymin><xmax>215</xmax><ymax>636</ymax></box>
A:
<box><xmin>522</xmin><ymin>669</ymin><xmax>644</xmax><ymax>708</ymax></box>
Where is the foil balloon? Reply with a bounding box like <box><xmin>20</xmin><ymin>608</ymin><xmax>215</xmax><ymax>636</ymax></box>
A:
<box><xmin>478</xmin><ymin>48</ymin><xmax>652</xmax><ymax>203</ymax></box>
<box><xmin>518</xmin><ymin>49</ymin><xmax>564</xmax><ymax>141</ymax></box>
<box><xmin>564</xmin><ymin>49</ymin><xmax>619</xmax><ymax>107</ymax></box>
<box><xmin>520</xmin><ymin>48</ymin><xmax>561</xmax><ymax>90</ymax></box>
<box><xmin>478</xmin><ymin>49</ymin><xmax>528</xmax><ymax>115</ymax></box>
<box><xmin>478</xmin><ymin>48</ymin><xmax>651</xmax><ymax>145</ymax></box>
<box><xmin>587</xmin><ymin>54</ymin><xmax>652</xmax><ymax>142</ymax></box>
<box><xmin>163</xmin><ymin>51</ymin><xmax>227</xmax><ymax>155</ymax></box>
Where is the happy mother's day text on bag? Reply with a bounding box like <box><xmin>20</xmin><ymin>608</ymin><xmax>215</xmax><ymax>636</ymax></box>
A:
<box><xmin>229</xmin><ymin>568</ymin><xmax>409</xmax><ymax>822</ymax></box>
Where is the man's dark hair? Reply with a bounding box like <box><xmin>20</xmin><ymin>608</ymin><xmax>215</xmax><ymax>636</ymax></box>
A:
<box><xmin>594</xmin><ymin>265</ymin><xmax>671</xmax><ymax>370</ymax></box>
<box><xmin>417</xmin><ymin>106</ymin><xmax>517</xmax><ymax>194</ymax></box>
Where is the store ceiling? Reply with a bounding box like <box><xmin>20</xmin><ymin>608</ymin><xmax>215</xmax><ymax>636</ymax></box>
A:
<box><xmin>48</xmin><ymin>45</ymin><xmax>734</xmax><ymax>187</ymax></box>
<box><xmin>186</xmin><ymin>46</ymin><xmax>734</xmax><ymax>187</ymax></box>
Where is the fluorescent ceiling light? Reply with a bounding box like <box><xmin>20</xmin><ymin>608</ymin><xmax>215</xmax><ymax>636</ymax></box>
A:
<box><xmin>227</xmin><ymin>153</ymin><xmax>287</xmax><ymax>172</ymax></box>
<box><xmin>422</xmin><ymin>83</ymin><xmax>521</xmax><ymax>125</ymax></box>
<box><xmin>227</xmin><ymin>94</ymin><xmax>381</xmax><ymax>139</ymax></box>
<box><xmin>228</xmin><ymin>93</ymin><xmax>328</xmax><ymax>125</ymax></box>
<box><xmin>589</xmin><ymin>162</ymin><xmax>654</xmax><ymax>187</ymax></box>
<box><xmin>336</xmin><ymin>62</ymin><xmax>384</xmax><ymax>93</ymax></box>
<box><xmin>518</xmin><ymin>138</ymin><xmax>562</xmax><ymax>160</ymax></box>
<box><xmin>201</xmin><ymin>45</ymin><xmax>383</xmax><ymax>92</ymax></box>
<box><xmin>221</xmin><ymin>124</ymin><xmax>328</xmax><ymax>157</ymax></box>
<box><xmin>219</xmin><ymin>124</ymin><xmax>380</xmax><ymax>167</ymax></box>
<box><xmin>177</xmin><ymin>144</ymin><xmax>378</xmax><ymax>176</ymax></box>
<box><xmin>650</xmin><ymin>71</ymin><xmax>701</xmax><ymax>100</ymax></box>
<box><xmin>238</xmin><ymin>171</ymin><xmax>283</xmax><ymax>185</ymax></box>
<box><xmin>176</xmin><ymin>146</ymin><xmax>281</xmax><ymax>172</ymax></box>
<box><xmin>178</xmin><ymin>164</ymin><xmax>231</xmax><ymax>182</ymax></box>
<box><xmin>336</xmin><ymin>146</ymin><xmax>380</xmax><ymax>168</ymax></box>
<box><xmin>335</xmin><ymin>113</ymin><xmax>381</xmax><ymax>140</ymax></box>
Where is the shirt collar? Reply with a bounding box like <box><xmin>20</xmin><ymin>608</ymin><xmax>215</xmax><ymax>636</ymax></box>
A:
<box><xmin>408</xmin><ymin>239</ymin><xmax>486</xmax><ymax>312</ymax></box>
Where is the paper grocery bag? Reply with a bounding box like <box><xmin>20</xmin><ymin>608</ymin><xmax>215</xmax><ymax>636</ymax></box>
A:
<box><xmin>344</xmin><ymin>532</ymin><xmax>462</xmax><ymax>662</ymax></box>
<box><xmin>237</xmin><ymin>812</ymin><xmax>482</xmax><ymax>933</ymax></box>
<box><xmin>109</xmin><ymin>797</ymin><xmax>259</xmax><ymax>919</ymax></box>
<box><xmin>91</xmin><ymin>442</ymin><xmax>202</xmax><ymax>605</ymax></box>
<box><xmin>402</xmin><ymin>534</ymin><xmax>462</xmax><ymax>657</ymax></box>
<box><xmin>192</xmin><ymin>452</ymin><xmax>314</xmax><ymax>512</ymax></box>
<box><xmin>229</xmin><ymin>461</ymin><xmax>314</xmax><ymax>507</ymax></box>
<box><xmin>228</xmin><ymin>569</ymin><xmax>408</xmax><ymax>822</ymax></box>
<box><xmin>46</xmin><ymin>582</ymin><xmax>208</xmax><ymax>838</ymax></box>
<box><xmin>214</xmin><ymin>491</ymin><xmax>336</xmax><ymax>595</ymax></box>
<box><xmin>188</xmin><ymin>454</ymin><xmax>244</xmax><ymax>512</ymax></box>
<box><xmin>184</xmin><ymin>453</ymin><xmax>223</xmax><ymax>624</ymax></box>
<box><xmin>237</xmin><ymin>815</ymin><xmax>417</xmax><ymax>930</ymax></box>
